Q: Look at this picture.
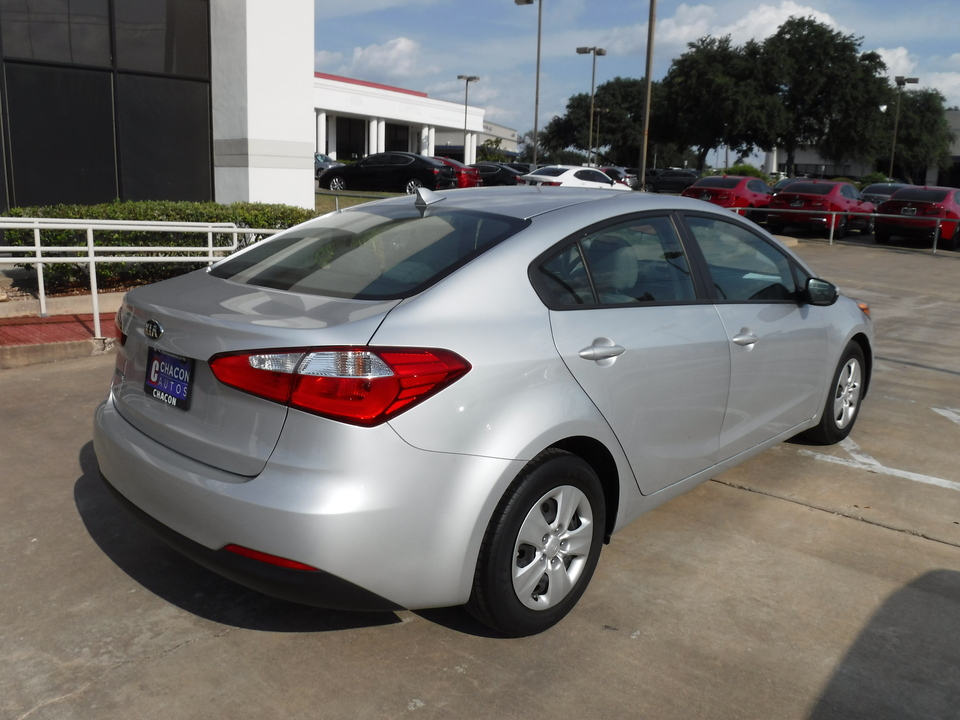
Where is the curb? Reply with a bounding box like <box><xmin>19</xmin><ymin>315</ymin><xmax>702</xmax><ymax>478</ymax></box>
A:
<box><xmin>0</xmin><ymin>337</ymin><xmax>117</xmax><ymax>370</ymax></box>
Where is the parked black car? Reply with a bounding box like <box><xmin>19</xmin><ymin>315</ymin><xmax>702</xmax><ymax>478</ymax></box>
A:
<box><xmin>318</xmin><ymin>152</ymin><xmax>457</xmax><ymax>194</ymax></box>
<box><xmin>647</xmin><ymin>169</ymin><xmax>700</xmax><ymax>193</ymax></box>
<box><xmin>470</xmin><ymin>162</ymin><xmax>522</xmax><ymax>186</ymax></box>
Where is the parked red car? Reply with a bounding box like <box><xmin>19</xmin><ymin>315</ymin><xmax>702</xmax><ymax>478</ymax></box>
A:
<box><xmin>680</xmin><ymin>175</ymin><xmax>772</xmax><ymax>220</ymax></box>
<box><xmin>875</xmin><ymin>186</ymin><xmax>960</xmax><ymax>250</ymax></box>
<box><xmin>433</xmin><ymin>157</ymin><xmax>482</xmax><ymax>188</ymax></box>
<box><xmin>766</xmin><ymin>180</ymin><xmax>875</xmax><ymax>237</ymax></box>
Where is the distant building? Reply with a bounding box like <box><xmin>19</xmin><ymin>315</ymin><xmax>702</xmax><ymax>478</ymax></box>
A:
<box><xmin>0</xmin><ymin>1</ymin><xmax>517</xmax><ymax>212</ymax></box>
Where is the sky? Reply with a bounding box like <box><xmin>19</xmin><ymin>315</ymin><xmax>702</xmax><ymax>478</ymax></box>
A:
<box><xmin>314</xmin><ymin>0</ymin><xmax>960</xmax><ymax>138</ymax></box>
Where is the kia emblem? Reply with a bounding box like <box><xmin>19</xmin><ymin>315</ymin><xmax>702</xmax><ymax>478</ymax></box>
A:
<box><xmin>144</xmin><ymin>319</ymin><xmax>164</xmax><ymax>340</ymax></box>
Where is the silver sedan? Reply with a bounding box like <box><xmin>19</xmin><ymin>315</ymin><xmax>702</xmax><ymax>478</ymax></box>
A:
<box><xmin>94</xmin><ymin>186</ymin><xmax>873</xmax><ymax>636</ymax></box>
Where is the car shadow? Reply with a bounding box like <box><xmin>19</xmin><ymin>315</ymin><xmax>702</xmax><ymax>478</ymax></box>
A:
<box><xmin>75</xmin><ymin>442</ymin><xmax>402</xmax><ymax>633</ymax></box>
<box><xmin>807</xmin><ymin>570</ymin><xmax>960</xmax><ymax>719</ymax></box>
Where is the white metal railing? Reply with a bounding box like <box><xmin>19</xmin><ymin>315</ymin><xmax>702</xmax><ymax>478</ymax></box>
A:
<box><xmin>760</xmin><ymin>207</ymin><xmax>960</xmax><ymax>251</ymax></box>
<box><xmin>0</xmin><ymin>218</ymin><xmax>281</xmax><ymax>338</ymax></box>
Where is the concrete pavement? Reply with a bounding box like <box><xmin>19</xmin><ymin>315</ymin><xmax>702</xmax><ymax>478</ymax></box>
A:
<box><xmin>2</xmin><ymin>238</ymin><xmax>960</xmax><ymax>718</ymax></box>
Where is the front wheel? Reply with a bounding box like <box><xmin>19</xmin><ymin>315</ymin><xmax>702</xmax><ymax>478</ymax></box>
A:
<box><xmin>467</xmin><ymin>450</ymin><xmax>605</xmax><ymax>636</ymax></box>
<box><xmin>859</xmin><ymin>215</ymin><xmax>875</xmax><ymax>235</ymax></box>
<box><xmin>799</xmin><ymin>342</ymin><xmax>865</xmax><ymax>445</ymax></box>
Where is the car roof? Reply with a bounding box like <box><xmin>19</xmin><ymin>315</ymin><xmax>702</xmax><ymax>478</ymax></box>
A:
<box><xmin>335</xmin><ymin>185</ymin><xmax>733</xmax><ymax>222</ymax></box>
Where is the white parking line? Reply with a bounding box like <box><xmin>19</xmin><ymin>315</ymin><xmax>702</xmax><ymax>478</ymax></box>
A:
<box><xmin>933</xmin><ymin>407</ymin><xmax>960</xmax><ymax>426</ymax></box>
<box><xmin>796</xmin><ymin>438</ymin><xmax>960</xmax><ymax>492</ymax></box>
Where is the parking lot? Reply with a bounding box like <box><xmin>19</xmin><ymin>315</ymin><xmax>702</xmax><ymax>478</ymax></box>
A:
<box><xmin>3</xmin><ymin>236</ymin><xmax>960</xmax><ymax>720</ymax></box>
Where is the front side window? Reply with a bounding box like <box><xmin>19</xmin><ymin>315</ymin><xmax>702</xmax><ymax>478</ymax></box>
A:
<box><xmin>534</xmin><ymin>215</ymin><xmax>697</xmax><ymax>308</ymax></box>
<box><xmin>686</xmin><ymin>215</ymin><xmax>798</xmax><ymax>302</ymax></box>
<box><xmin>211</xmin><ymin>206</ymin><xmax>527</xmax><ymax>300</ymax></box>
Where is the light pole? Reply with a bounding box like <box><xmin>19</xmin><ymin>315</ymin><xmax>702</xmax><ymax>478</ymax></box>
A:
<box><xmin>576</xmin><ymin>46</ymin><xmax>606</xmax><ymax>166</ymax></box>
<box><xmin>515</xmin><ymin>0</ymin><xmax>542</xmax><ymax>166</ymax></box>
<box><xmin>639</xmin><ymin>0</ymin><xmax>656</xmax><ymax>190</ymax></box>
<box><xmin>457</xmin><ymin>75</ymin><xmax>479</xmax><ymax>164</ymax></box>
<box><xmin>593</xmin><ymin>107</ymin><xmax>609</xmax><ymax>165</ymax></box>
<box><xmin>888</xmin><ymin>75</ymin><xmax>918</xmax><ymax>179</ymax></box>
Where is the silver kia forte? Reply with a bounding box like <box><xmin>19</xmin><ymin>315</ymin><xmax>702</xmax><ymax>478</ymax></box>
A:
<box><xmin>94</xmin><ymin>186</ymin><xmax>873</xmax><ymax>636</ymax></box>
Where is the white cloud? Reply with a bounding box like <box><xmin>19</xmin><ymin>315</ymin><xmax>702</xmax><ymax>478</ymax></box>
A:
<box><xmin>876</xmin><ymin>47</ymin><xmax>918</xmax><ymax>78</ymax></box>
<box><xmin>315</xmin><ymin>50</ymin><xmax>343</xmax><ymax>70</ymax></box>
<box><xmin>714</xmin><ymin>1</ymin><xmax>839</xmax><ymax>45</ymax></box>
<box><xmin>339</xmin><ymin>37</ymin><xmax>440</xmax><ymax>83</ymax></box>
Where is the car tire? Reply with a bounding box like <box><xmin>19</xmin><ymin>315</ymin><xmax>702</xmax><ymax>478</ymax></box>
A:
<box><xmin>859</xmin><ymin>216</ymin><xmax>875</xmax><ymax>235</ymax></box>
<box><xmin>405</xmin><ymin>178</ymin><xmax>424</xmax><ymax>194</ymax></box>
<box><xmin>831</xmin><ymin>215</ymin><xmax>848</xmax><ymax>239</ymax></box>
<box><xmin>466</xmin><ymin>449</ymin><xmax>605</xmax><ymax>636</ymax></box>
<box><xmin>875</xmin><ymin>230</ymin><xmax>889</xmax><ymax>245</ymax></box>
<box><xmin>328</xmin><ymin>176</ymin><xmax>346</xmax><ymax>192</ymax></box>
<box><xmin>766</xmin><ymin>220</ymin><xmax>784</xmax><ymax>235</ymax></box>
<box><xmin>799</xmin><ymin>342</ymin><xmax>865</xmax><ymax>445</ymax></box>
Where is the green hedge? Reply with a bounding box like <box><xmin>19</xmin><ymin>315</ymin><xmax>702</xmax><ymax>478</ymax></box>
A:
<box><xmin>3</xmin><ymin>200</ymin><xmax>316</xmax><ymax>294</ymax></box>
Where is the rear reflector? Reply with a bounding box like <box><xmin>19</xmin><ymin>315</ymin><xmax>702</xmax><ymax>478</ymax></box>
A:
<box><xmin>210</xmin><ymin>346</ymin><xmax>471</xmax><ymax>426</ymax></box>
<box><xmin>223</xmin><ymin>544</ymin><xmax>319</xmax><ymax>571</ymax></box>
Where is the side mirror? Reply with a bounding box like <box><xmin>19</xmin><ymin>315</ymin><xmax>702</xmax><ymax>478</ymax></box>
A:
<box><xmin>805</xmin><ymin>277</ymin><xmax>839</xmax><ymax>306</ymax></box>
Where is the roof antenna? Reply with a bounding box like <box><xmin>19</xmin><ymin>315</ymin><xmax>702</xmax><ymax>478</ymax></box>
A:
<box><xmin>414</xmin><ymin>186</ymin><xmax>445</xmax><ymax>214</ymax></box>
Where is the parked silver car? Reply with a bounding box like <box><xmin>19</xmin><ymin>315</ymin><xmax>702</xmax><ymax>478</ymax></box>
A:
<box><xmin>94</xmin><ymin>187</ymin><xmax>873</xmax><ymax>636</ymax></box>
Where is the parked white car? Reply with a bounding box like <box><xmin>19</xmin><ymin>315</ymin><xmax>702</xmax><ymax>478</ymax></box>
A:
<box><xmin>518</xmin><ymin>165</ymin><xmax>631</xmax><ymax>191</ymax></box>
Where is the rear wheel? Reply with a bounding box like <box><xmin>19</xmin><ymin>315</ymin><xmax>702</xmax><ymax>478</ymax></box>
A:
<box><xmin>799</xmin><ymin>342</ymin><xmax>865</xmax><ymax>445</ymax></box>
<box><xmin>766</xmin><ymin>220</ymin><xmax>785</xmax><ymax>235</ymax></box>
<box><xmin>859</xmin><ymin>215</ymin><xmax>875</xmax><ymax>235</ymax></box>
<box><xmin>328</xmin><ymin>176</ymin><xmax>346</xmax><ymax>192</ymax></box>
<box><xmin>831</xmin><ymin>215</ymin><xmax>848</xmax><ymax>239</ymax></box>
<box><xmin>467</xmin><ymin>449</ymin><xmax>605</xmax><ymax>636</ymax></box>
<box><xmin>875</xmin><ymin>229</ymin><xmax>890</xmax><ymax>245</ymax></box>
<box><xmin>405</xmin><ymin>178</ymin><xmax>424</xmax><ymax>194</ymax></box>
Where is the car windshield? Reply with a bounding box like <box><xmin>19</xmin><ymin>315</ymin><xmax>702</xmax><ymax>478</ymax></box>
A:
<box><xmin>788</xmin><ymin>182</ymin><xmax>833</xmax><ymax>195</ymax></box>
<box><xmin>210</xmin><ymin>205</ymin><xmax>528</xmax><ymax>300</ymax></box>
<box><xmin>695</xmin><ymin>177</ymin><xmax>740</xmax><ymax>189</ymax></box>
<box><xmin>530</xmin><ymin>167</ymin><xmax>568</xmax><ymax>177</ymax></box>
<box><xmin>891</xmin><ymin>188</ymin><xmax>950</xmax><ymax>202</ymax></box>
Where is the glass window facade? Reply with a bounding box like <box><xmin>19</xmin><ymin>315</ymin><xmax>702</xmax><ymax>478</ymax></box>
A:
<box><xmin>0</xmin><ymin>0</ymin><xmax>211</xmax><ymax>210</ymax></box>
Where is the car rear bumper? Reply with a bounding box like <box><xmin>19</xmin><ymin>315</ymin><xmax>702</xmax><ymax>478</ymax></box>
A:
<box><xmin>93</xmin><ymin>394</ymin><xmax>523</xmax><ymax>610</ymax></box>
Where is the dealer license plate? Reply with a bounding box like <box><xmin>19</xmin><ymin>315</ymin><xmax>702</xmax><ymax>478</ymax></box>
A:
<box><xmin>144</xmin><ymin>347</ymin><xmax>195</xmax><ymax>411</ymax></box>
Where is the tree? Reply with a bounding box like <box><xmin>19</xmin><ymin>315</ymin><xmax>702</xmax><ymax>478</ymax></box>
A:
<box><xmin>888</xmin><ymin>88</ymin><xmax>956</xmax><ymax>183</ymax></box>
<box><xmin>761</xmin><ymin>17</ymin><xmax>889</xmax><ymax>175</ymax></box>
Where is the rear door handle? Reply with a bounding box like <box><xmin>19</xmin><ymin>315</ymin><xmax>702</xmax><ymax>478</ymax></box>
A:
<box><xmin>732</xmin><ymin>330</ymin><xmax>759</xmax><ymax>347</ymax></box>
<box><xmin>579</xmin><ymin>343</ymin><xmax>626</xmax><ymax>361</ymax></box>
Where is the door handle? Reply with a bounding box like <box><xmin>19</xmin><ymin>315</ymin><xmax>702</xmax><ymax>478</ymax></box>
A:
<box><xmin>579</xmin><ymin>343</ymin><xmax>626</xmax><ymax>361</ymax></box>
<box><xmin>732</xmin><ymin>330</ymin><xmax>759</xmax><ymax>347</ymax></box>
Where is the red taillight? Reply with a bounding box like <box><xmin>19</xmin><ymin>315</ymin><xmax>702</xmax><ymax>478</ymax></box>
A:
<box><xmin>923</xmin><ymin>206</ymin><xmax>944</xmax><ymax>216</ymax></box>
<box><xmin>223</xmin><ymin>544</ymin><xmax>319</xmax><ymax>571</ymax></box>
<box><xmin>543</xmin><ymin>181</ymin><xmax>562</xmax><ymax>186</ymax></box>
<box><xmin>209</xmin><ymin>347</ymin><xmax>471</xmax><ymax>427</ymax></box>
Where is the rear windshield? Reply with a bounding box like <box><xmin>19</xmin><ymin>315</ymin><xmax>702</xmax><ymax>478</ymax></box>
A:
<box><xmin>210</xmin><ymin>205</ymin><xmax>528</xmax><ymax>300</ymax></box>
<box><xmin>787</xmin><ymin>182</ymin><xmax>832</xmax><ymax>195</ymax></box>
<box><xmin>530</xmin><ymin>167</ymin><xmax>568</xmax><ymax>177</ymax></box>
<box><xmin>695</xmin><ymin>177</ymin><xmax>739</xmax><ymax>189</ymax></box>
<box><xmin>890</xmin><ymin>188</ymin><xmax>949</xmax><ymax>202</ymax></box>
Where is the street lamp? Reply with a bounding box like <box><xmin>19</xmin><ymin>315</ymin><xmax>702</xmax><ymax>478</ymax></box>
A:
<box><xmin>639</xmin><ymin>0</ymin><xmax>657</xmax><ymax>190</ymax></box>
<box><xmin>889</xmin><ymin>75</ymin><xmax>918</xmax><ymax>179</ymax></box>
<box><xmin>515</xmin><ymin>0</ymin><xmax>542</xmax><ymax>166</ymax></box>
<box><xmin>576</xmin><ymin>46</ymin><xmax>606</xmax><ymax>166</ymax></box>
<box><xmin>457</xmin><ymin>75</ymin><xmax>479</xmax><ymax>164</ymax></box>
<box><xmin>593</xmin><ymin>107</ymin><xmax>609</xmax><ymax>165</ymax></box>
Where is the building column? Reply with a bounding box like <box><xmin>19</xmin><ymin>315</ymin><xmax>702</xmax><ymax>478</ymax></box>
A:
<box><xmin>316</xmin><ymin>111</ymin><xmax>327</xmax><ymax>154</ymax></box>
<box><xmin>419</xmin><ymin>126</ymin><xmax>429</xmax><ymax>155</ymax></box>
<box><xmin>327</xmin><ymin>115</ymin><xmax>338</xmax><ymax>160</ymax></box>
<box><xmin>377</xmin><ymin>119</ymin><xmax>386</xmax><ymax>153</ymax></box>
<box><xmin>210</xmin><ymin>0</ymin><xmax>315</xmax><ymax>209</ymax></box>
<box><xmin>428</xmin><ymin>127</ymin><xmax>436</xmax><ymax>157</ymax></box>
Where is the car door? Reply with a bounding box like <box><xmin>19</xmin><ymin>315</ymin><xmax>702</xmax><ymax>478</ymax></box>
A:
<box><xmin>535</xmin><ymin>214</ymin><xmax>732</xmax><ymax>495</ymax></box>
<box><xmin>682</xmin><ymin>213</ymin><xmax>829</xmax><ymax>460</ymax></box>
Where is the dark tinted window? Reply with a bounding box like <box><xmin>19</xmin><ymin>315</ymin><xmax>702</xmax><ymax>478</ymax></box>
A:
<box><xmin>115</xmin><ymin>0</ymin><xmax>209</xmax><ymax>78</ymax></box>
<box><xmin>891</xmin><ymin>188</ymin><xmax>951</xmax><ymax>202</ymax></box>
<box><xmin>788</xmin><ymin>182</ymin><xmax>833</xmax><ymax>195</ymax></box>
<box><xmin>211</xmin><ymin>206</ymin><xmax>527</xmax><ymax>300</ymax></box>
<box><xmin>5</xmin><ymin>63</ymin><xmax>117</xmax><ymax>206</ymax></box>
<box><xmin>747</xmin><ymin>179</ymin><xmax>771</xmax><ymax>193</ymax></box>
<box><xmin>535</xmin><ymin>215</ymin><xmax>696</xmax><ymax>307</ymax></box>
<box><xmin>1</xmin><ymin>0</ymin><xmax>111</xmax><ymax>65</ymax></box>
<box><xmin>530</xmin><ymin>167</ymin><xmax>567</xmax><ymax>177</ymax></box>
<box><xmin>696</xmin><ymin>177</ymin><xmax>740</xmax><ymax>189</ymax></box>
<box><xmin>117</xmin><ymin>75</ymin><xmax>212</xmax><ymax>201</ymax></box>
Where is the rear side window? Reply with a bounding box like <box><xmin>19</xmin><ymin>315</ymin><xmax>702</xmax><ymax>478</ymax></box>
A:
<box><xmin>788</xmin><ymin>183</ymin><xmax>832</xmax><ymax>195</ymax></box>
<box><xmin>686</xmin><ymin>216</ymin><xmax>798</xmax><ymax>302</ymax></box>
<box><xmin>211</xmin><ymin>206</ymin><xmax>527</xmax><ymax>300</ymax></box>
<box><xmin>534</xmin><ymin>215</ymin><xmax>697</xmax><ymax>308</ymax></box>
<box><xmin>697</xmin><ymin>177</ymin><xmax>739</xmax><ymax>189</ymax></box>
